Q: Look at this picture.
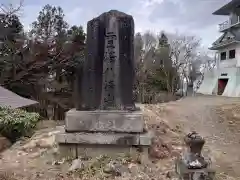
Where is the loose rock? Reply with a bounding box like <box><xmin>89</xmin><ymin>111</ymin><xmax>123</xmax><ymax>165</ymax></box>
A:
<box><xmin>166</xmin><ymin>171</ymin><xmax>175</xmax><ymax>178</ymax></box>
<box><xmin>104</xmin><ymin>161</ymin><xmax>128</xmax><ymax>176</ymax></box>
<box><xmin>149</xmin><ymin>138</ymin><xmax>171</xmax><ymax>159</ymax></box>
<box><xmin>68</xmin><ymin>159</ymin><xmax>84</xmax><ymax>172</ymax></box>
<box><xmin>35</xmin><ymin>138</ymin><xmax>54</xmax><ymax>149</ymax></box>
<box><xmin>0</xmin><ymin>136</ymin><xmax>11</xmax><ymax>152</ymax></box>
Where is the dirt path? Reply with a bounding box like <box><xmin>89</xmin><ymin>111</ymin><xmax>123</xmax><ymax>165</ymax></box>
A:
<box><xmin>146</xmin><ymin>95</ymin><xmax>240</xmax><ymax>179</ymax></box>
<box><xmin>1</xmin><ymin>96</ymin><xmax>240</xmax><ymax>179</ymax></box>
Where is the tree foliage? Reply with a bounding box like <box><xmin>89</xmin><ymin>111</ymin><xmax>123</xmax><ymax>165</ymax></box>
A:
<box><xmin>0</xmin><ymin>4</ymin><xmax>85</xmax><ymax>120</ymax></box>
<box><xmin>134</xmin><ymin>31</ymin><xmax>203</xmax><ymax>102</ymax></box>
<box><xmin>0</xmin><ymin>106</ymin><xmax>40</xmax><ymax>142</ymax></box>
<box><xmin>0</xmin><ymin>2</ymin><xmax>208</xmax><ymax>116</ymax></box>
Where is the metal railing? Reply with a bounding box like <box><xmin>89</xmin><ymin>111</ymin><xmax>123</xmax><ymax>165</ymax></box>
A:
<box><xmin>219</xmin><ymin>20</ymin><xmax>229</xmax><ymax>31</ymax></box>
<box><xmin>219</xmin><ymin>16</ymin><xmax>240</xmax><ymax>31</ymax></box>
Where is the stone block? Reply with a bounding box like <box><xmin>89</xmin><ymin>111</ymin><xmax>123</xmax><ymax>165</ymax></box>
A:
<box><xmin>57</xmin><ymin>144</ymin><xmax>77</xmax><ymax>158</ymax></box>
<box><xmin>58</xmin><ymin>143</ymin><xmax>149</xmax><ymax>161</ymax></box>
<box><xmin>175</xmin><ymin>158</ymin><xmax>216</xmax><ymax>180</ymax></box>
<box><xmin>65</xmin><ymin>109</ymin><xmax>144</xmax><ymax>133</ymax></box>
<box><xmin>76</xmin><ymin>145</ymin><xmax>139</xmax><ymax>158</ymax></box>
<box><xmin>78</xmin><ymin>10</ymin><xmax>135</xmax><ymax>111</ymax></box>
<box><xmin>56</xmin><ymin>131</ymin><xmax>152</xmax><ymax>146</ymax></box>
<box><xmin>139</xmin><ymin>131</ymin><xmax>154</xmax><ymax>145</ymax></box>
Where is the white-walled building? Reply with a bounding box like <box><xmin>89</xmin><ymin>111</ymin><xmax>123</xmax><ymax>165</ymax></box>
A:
<box><xmin>198</xmin><ymin>0</ymin><xmax>240</xmax><ymax>96</ymax></box>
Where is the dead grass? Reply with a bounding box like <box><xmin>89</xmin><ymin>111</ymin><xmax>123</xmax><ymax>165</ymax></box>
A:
<box><xmin>1</xmin><ymin>96</ymin><xmax>240</xmax><ymax>179</ymax></box>
<box><xmin>0</xmin><ymin>171</ymin><xmax>17</xmax><ymax>180</ymax></box>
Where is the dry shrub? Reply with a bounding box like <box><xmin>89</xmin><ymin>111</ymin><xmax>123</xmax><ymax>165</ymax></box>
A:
<box><xmin>0</xmin><ymin>107</ymin><xmax>40</xmax><ymax>142</ymax></box>
<box><xmin>149</xmin><ymin>137</ymin><xmax>172</xmax><ymax>159</ymax></box>
<box><xmin>0</xmin><ymin>171</ymin><xmax>17</xmax><ymax>180</ymax></box>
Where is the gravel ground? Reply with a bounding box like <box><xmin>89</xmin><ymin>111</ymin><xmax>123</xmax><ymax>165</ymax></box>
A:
<box><xmin>147</xmin><ymin>95</ymin><xmax>240</xmax><ymax>179</ymax></box>
<box><xmin>0</xmin><ymin>116</ymin><xmax>180</xmax><ymax>180</ymax></box>
<box><xmin>0</xmin><ymin>95</ymin><xmax>240</xmax><ymax>180</ymax></box>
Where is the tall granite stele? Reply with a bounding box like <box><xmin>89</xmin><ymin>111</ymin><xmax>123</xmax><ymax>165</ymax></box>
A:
<box><xmin>56</xmin><ymin>10</ymin><xmax>152</xmax><ymax>159</ymax></box>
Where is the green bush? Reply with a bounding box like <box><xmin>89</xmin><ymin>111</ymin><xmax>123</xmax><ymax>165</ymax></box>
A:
<box><xmin>0</xmin><ymin>106</ymin><xmax>40</xmax><ymax>142</ymax></box>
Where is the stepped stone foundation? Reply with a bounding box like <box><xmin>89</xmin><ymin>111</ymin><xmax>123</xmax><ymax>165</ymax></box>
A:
<box><xmin>56</xmin><ymin>109</ymin><xmax>152</xmax><ymax>159</ymax></box>
<box><xmin>56</xmin><ymin>10</ymin><xmax>152</xmax><ymax>160</ymax></box>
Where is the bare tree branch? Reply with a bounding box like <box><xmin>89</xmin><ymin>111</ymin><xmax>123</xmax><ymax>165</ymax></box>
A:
<box><xmin>0</xmin><ymin>0</ymin><xmax>23</xmax><ymax>16</ymax></box>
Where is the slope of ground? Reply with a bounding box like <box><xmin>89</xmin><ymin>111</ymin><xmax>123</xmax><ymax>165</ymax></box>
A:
<box><xmin>0</xmin><ymin>119</ymin><xmax>181</xmax><ymax>180</ymax></box>
<box><xmin>147</xmin><ymin>95</ymin><xmax>240</xmax><ymax>180</ymax></box>
<box><xmin>0</xmin><ymin>95</ymin><xmax>240</xmax><ymax>179</ymax></box>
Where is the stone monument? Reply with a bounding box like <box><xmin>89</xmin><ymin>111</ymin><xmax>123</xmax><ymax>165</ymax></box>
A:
<box><xmin>175</xmin><ymin>132</ymin><xmax>216</xmax><ymax>180</ymax></box>
<box><xmin>56</xmin><ymin>10</ymin><xmax>152</xmax><ymax>159</ymax></box>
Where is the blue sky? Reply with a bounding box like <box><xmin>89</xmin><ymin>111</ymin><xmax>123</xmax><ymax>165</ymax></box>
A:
<box><xmin>0</xmin><ymin>0</ymin><xmax>231</xmax><ymax>47</ymax></box>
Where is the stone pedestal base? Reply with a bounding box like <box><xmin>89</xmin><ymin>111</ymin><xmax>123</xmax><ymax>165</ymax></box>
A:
<box><xmin>175</xmin><ymin>159</ymin><xmax>216</xmax><ymax>180</ymax></box>
<box><xmin>65</xmin><ymin>109</ymin><xmax>144</xmax><ymax>133</ymax></box>
<box><xmin>58</xmin><ymin>144</ymin><xmax>149</xmax><ymax>161</ymax></box>
<box><xmin>55</xmin><ymin>109</ymin><xmax>152</xmax><ymax>160</ymax></box>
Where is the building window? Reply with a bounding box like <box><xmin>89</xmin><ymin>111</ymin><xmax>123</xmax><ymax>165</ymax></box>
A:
<box><xmin>220</xmin><ymin>52</ymin><xmax>227</xmax><ymax>60</ymax></box>
<box><xmin>229</xmin><ymin>49</ymin><xmax>236</xmax><ymax>59</ymax></box>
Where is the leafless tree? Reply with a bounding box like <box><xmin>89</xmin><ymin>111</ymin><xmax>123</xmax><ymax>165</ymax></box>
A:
<box><xmin>200</xmin><ymin>51</ymin><xmax>217</xmax><ymax>71</ymax></box>
<box><xmin>134</xmin><ymin>31</ymin><xmax>158</xmax><ymax>102</ymax></box>
<box><xmin>142</xmin><ymin>31</ymin><xmax>157</xmax><ymax>52</ymax></box>
<box><xmin>134</xmin><ymin>30</ymin><xmax>203</xmax><ymax>100</ymax></box>
<box><xmin>0</xmin><ymin>0</ymin><xmax>23</xmax><ymax>16</ymax></box>
<box><xmin>167</xmin><ymin>32</ymin><xmax>201</xmax><ymax>93</ymax></box>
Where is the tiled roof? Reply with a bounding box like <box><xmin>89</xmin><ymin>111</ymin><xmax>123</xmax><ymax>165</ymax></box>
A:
<box><xmin>213</xmin><ymin>0</ymin><xmax>240</xmax><ymax>15</ymax></box>
<box><xmin>0</xmin><ymin>86</ymin><xmax>38</xmax><ymax>109</ymax></box>
<box><xmin>210</xmin><ymin>30</ymin><xmax>240</xmax><ymax>50</ymax></box>
<box><xmin>209</xmin><ymin>40</ymin><xmax>237</xmax><ymax>50</ymax></box>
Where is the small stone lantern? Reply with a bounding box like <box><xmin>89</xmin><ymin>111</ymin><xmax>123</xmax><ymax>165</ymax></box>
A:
<box><xmin>175</xmin><ymin>132</ymin><xmax>216</xmax><ymax>180</ymax></box>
